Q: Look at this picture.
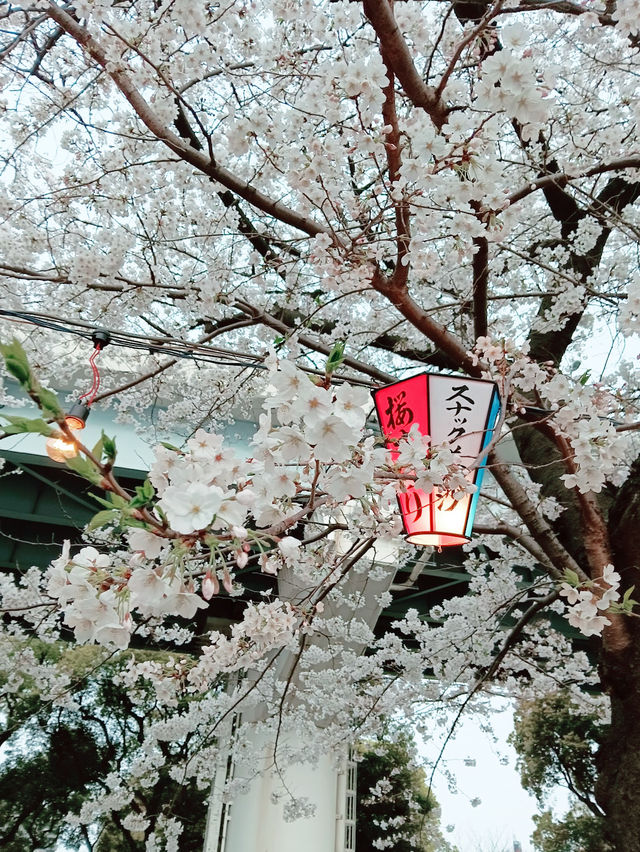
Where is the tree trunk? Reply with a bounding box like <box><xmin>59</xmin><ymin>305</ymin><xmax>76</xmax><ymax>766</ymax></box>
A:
<box><xmin>597</xmin><ymin>625</ymin><xmax>640</xmax><ymax>851</ymax></box>
<box><xmin>511</xmin><ymin>433</ymin><xmax>640</xmax><ymax>850</ymax></box>
<box><xmin>595</xmin><ymin>459</ymin><xmax>640</xmax><ymax>849</ymax></box>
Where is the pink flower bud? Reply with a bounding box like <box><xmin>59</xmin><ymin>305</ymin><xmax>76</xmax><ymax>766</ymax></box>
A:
<box><xmin>202</xmin><ymin>571</ymin><xmax>219</xmax><ymax>600</ymax></box>
<box><xmin>222</xmin><ymin>567</ymin><xmax>234</xmax><ymax>594</ymax></box>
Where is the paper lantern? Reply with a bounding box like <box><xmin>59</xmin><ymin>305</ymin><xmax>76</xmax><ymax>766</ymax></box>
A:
<box><xmin>372</xmin><ymin>373</ymin><xmax>501</xmax><ymax>547</ymax></box>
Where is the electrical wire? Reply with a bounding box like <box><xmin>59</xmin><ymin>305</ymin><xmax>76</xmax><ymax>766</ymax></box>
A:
<box><xmin>0</xmin><ymin>308</ymin><xmax>268</xmax><ymax>370</ymax></box>
<box><xmin>78</xmin><ymin>345</ymin><xmax>102</xmax><ymax>405</ymax></box>
<box><xmin>0</xmin><ymin>308</ymin><xmax>378</xmax><ymax>386</ymax></box>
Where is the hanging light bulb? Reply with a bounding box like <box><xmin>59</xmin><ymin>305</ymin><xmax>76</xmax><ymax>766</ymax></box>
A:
<box><xmin>45</xmin><ymin>402</ymin><xmax>91</xmax><ymax>462</ymax></box>
<box><xmin>45</xmin><ymin>431</ymin><xmax>79</xmax><ymax>462</ymax></box>
<box><xmin>44</xmin><ymin>330</ymin><xmax>110</xmax><ymax>463</ymax></box>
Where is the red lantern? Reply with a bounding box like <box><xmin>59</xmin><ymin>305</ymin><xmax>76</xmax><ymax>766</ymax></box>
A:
<box><xmin>372</xmin><ymin>373</ymin><xmax>501</xmax><ymax>547</ymax></box>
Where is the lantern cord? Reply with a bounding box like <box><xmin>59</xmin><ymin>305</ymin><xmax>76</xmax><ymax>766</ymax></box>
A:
<box><xmin>78</xmin><ymin>345</ymin><xmax>102</xmax><ymax>406</ymax></box>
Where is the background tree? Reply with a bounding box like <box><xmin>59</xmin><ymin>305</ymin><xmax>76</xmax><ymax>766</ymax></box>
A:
<box><xmin>0</xmin><ymin>640</ymin><xmax>209</xmax><ymax>850</ymax></box>
<box><xmin>510</xmin><ymin>692</ymin><xmax>611</xmax><ymax>852</ymax></box>
<box><xmin>0</xmin><ymin>0</ymin><xmax>639</xmax><ymax>849</ymax></box>
<box><xmin>531</xmin><ymin>809</ymin><xmax>611</xmax><ymax>852</ymax></box>
<box><xmin>356</xmin><ymin>729</ymin><xmax>454</xmax><ymax>852</ymax></box>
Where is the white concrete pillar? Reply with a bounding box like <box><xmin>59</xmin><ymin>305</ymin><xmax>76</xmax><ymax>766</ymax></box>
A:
<box><xmin>205</xmin><ymin>530</ymin><xmax>398</xmax><ymax>852</ymax></box>
<box><xmin>219</xmin><ymin>726</ymin><xmax>349</xmax><ymax>852</ymax></box>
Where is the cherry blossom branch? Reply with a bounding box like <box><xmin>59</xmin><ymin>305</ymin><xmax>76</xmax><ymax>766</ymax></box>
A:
<box><xmin>103</xmin><ymin>20</ymin><xmax>212</xmax><ymax>153</ymax></box>
<box><xmin>470</xmin><ymin>200</ymin><xmax>489</xmax><ymax>339</ymax></box>
<box><xmin>369</xmin><ymin>266</ymin><xmax>483</xmax><ymax>375</ymax></box>
<box><xmin>361</xmin><ymin>0</ymin><xmax>449</xmax><ymax>129</ymax></box>
<box><xmin>434</xmin><ymin>0</ymin><xmax>504</xmax><ymax>100</ymax></box>
<box><xmin>0</xmin><ymin>10</ymin><xmax>48</xmax><ymax>62</ymax></box>
<box><xmin>273</xmin><ymin>632</ymin><xmax>308</xmax><ymax>764</ymax></box>
<box><xmin>473</xmin><ymin>521</ymin><xmax>560</xmax><ymax>577</ymax></box>
<box><xmin>92</xmin><ymin>323</ymin><xmax>257</xmax><ymax>403</ymax></box>
<box><xmin>428</xmin><ymin>586</ymin><xmax>561</xmax><ymax>793</ymax></box>
<box><xmin>380</xmin><ymin>60</ymin><xmax>411</xmax><ymax>288</ymax></box>
<box><xmin>503</xmin><ymin>1</ymin><xmax>640</xmax><ymax>46</ymax></box>
<box><xmin>310</xmin><ymin>536</ymin><xmax>378</xmax><ymax>610</ymax></box>
<box><xmin>231</xmin><ymin>298</ymin><xmax>394</xmax><ymax>383</ymax></box>
<box><xmin>0</xmin><ymin>601</ymin><xmax>56</xmax><ymax>613</ymax></box>
<box><xmin>54</xmin><ymin>421</ymin><xmax>174</xmax><ymax>536</ymax></box>
<box><xmin>0</xmin><ymin>262</ymin><xmax>185</xmax><ymax>298</ymax></box>
<box><xmin>488</xmin><ymin>449</ymin><xmax>589</xmax><ymax>583</ymax></box>
<box><xmin>45</xmin><ymin>2</ymin><xmax>334</xmax><ymax>241</ymax></box>
<box><xmin>481</xmin><ymin>589</ymin><xmax>561</xmax><ymax>683</ymax></box>
<box><xmin>539</xmin><ymin>428</ymin><xmax>631</xmax><ymax>652</ymax></box>
<box><xmin>507</xmin><ymin>156</ymin><xmax>640</xmax><ymax>209</ymax></box>
<box><xmin>260</xmin><ymin>498</ymin><xmax>332</xmax><ymax>540</ymax></box>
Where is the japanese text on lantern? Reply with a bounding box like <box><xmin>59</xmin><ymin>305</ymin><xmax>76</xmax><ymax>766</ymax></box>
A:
<box><xmin>384</xmin><ymin>390</ymin><xmax>414</xmax><ymax>431</ymax></box>
<box><xmin>445</xmin><ymin>383</ymin><xmax>477</xmax><ymax>454</ymax></box>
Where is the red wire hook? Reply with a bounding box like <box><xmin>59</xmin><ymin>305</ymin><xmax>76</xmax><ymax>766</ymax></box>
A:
<box><xmin>79</xmin><ymin>331</ymin><xmax>110</xmax><ymax>406</ymax></box>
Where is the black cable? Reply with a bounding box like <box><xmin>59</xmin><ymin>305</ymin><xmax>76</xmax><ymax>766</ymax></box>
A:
<box><xmin>0</xmin><ymin>308</ymin><xmax>378</xmax><ymax>386</ymax></box>
<box><xmin>0</xmin><ymin>309</ymin><xmax>268</xmax><ymax>370</ymax></box>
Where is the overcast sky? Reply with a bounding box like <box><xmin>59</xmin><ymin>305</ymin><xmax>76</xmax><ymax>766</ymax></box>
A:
<box><xmin>420</xmin><ymin>697</ymin><xmax>570</xmax><ymax>852</ymax></box>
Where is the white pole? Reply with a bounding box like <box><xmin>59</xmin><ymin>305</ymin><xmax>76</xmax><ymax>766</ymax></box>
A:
<box><xmin>205</xmin><ymin>531</ymin><xmax>397</xmax><ymax>852</ymax></box>
<box><xmin>223</xmin><ymin>727</ymin><xmax>347</xmax><ymax>852</ymax></box>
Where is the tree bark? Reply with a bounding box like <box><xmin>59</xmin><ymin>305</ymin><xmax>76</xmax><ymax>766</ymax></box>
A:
<box><xmin>593</xmin><ymin>458</ymin><xmax>640</xmax><ymax>849</ymax></box>
<box><xmin>596</xmin><ymin>618</ymin><xmax>640</xmax><ymax>851</ymax></box>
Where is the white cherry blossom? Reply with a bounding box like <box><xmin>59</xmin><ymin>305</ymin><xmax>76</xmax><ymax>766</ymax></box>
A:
<box><xmin>159</xmin><ymin>482</ymin><xmax>224</xmax><ymax>534</ymax></box>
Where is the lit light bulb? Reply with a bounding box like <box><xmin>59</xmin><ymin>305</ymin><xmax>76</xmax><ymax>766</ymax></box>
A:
<box><xmin>45</xmin><ymin>430</ymin><xmax>80</xmax><ymax>462</ymax></box>
<box><xmin>65</xmin><ymin>414</ymin><xmax>86</xmax><ymax>430</ymax></box>
<box><xmin>44</xmin><ymin>402</ymin><xmax>90</xmax><ymax>463</ymax></box>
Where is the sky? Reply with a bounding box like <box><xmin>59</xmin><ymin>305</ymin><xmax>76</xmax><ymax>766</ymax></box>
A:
<box><xmin>420</xmin><ymin>697</ymin><xmax>569</xmax><ymax>852</ymax></box>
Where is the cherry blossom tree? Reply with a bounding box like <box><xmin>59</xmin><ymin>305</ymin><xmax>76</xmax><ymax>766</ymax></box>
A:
<box><xmin>1</xmin><ymin>0</ymin><xmax>640</xmax><ymax>849</ymax></box>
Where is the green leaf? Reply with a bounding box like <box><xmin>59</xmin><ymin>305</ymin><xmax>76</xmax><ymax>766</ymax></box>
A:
<box><xmin>159</xmin><ymin>441</ymin><xmax>181</xmax><ymax>453</ymax></box>
<box><xmin>87</xmin><ymin>509</ymin><xmax>121</xmax><ymax>531</ymax></box>
<box><xmin>0</xmin><ymin>415</ymin><xmax>53</xmax><ymax>437</ymax></box>
<box><xmin>563</xmin><ymin>568</ymin><xmax>580</xmax><ymax>587</ymax></box>
<box><xmin>36</xmin><ymin>386</ymin><xmax>64</xmax><ymax>419</ymax></box>
<box><xmin>155</xmin><ymin>504</ymin><xmax>168</xmax><ymax>524</ymax></box>
<box><xmin>325</xmin><ymin>340</ymin><xmax>345</xmax><ymax>375</ymax></box>
<box><xmin>91</xmin><ymin>435</ymin><xmax>104</xmax><ymax>460</ymax></box>
<box><xmin>120</xmin><ymin>517</ymin><xmax>149</xmax><ymax>529</ymax></box>
<box><xmin>623</xmin><ymin>585</ymin><xmax>636</xmax><ymax>603</ymax></box>
<box><xmin>127</xmin><ymin>479</ymin><xmax>156</xmax><ymax>509</ymax></box>
<box><xmin>65</xmin><ymin>455</ymin><xmax>103</xmax><ymax>485</ymax></box>
<box><xmin>3</xmin><ymin>356</ymin><xmax>31</xmax><ymax>385</ymax></box>
<box><xmin>0</xmin><ymin>339</ymin><xmax>32</xmax><ymax>387</ymax></box>
<box><xmin>101</xmin><ymin>432</ymin><xmax>117</xmax><ymax>461</ymax></box>
<box><xmin>89</xmin><ymin>492</ymin><xmax>128</xmax><ymax>510</ymax></box>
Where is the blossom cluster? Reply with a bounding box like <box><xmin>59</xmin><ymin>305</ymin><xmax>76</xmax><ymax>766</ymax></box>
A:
<box><xmin>559</xmin><ymin>564</ymin><xmax>622</xmax><ymax>637</ymax></box>
<box><xmin>46</xmin><ymin>543</ymin><xmax>209</xmax><ymax>649</ymax></box>
<box><xmin>619</xmin><ymin>273</ymin><xmax>640</xmax><ymax>336</ymax></box>
<box><xmin>187</xmin><ymin>599</ymin><xmax>302</xmax><ymax>692</ymax></box>
<box><xmin>42</xmin><ymin>359</ymin><xmax>401</xmax><ymax>650</ymax></box>
<box><xmin>392</xmin><ymin>423</ymin><xmax>478</xmax><ymax>499</ymax></box>
<box><xmin>473</xmin><ymin>337</ymin><xmax>634</xmax><ymax>494</ymax></box>
<box><xmin>474</xmin><ymin>24</ymin><xmax>552</xmax><ymax>136</ymax></box>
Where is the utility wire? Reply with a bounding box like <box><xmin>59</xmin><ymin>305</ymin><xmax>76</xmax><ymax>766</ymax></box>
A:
<box><xmin>0</xmin><ymin>308</ymin><xmax>377</xmax><ymax>386</ymax></box>
<box><xmin>0</xmin><ymin>308</ymin><xmax>268</xmax><ymax>370</ymax></box>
